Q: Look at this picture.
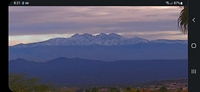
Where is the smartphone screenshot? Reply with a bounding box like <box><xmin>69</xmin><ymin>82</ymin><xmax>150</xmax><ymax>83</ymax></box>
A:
<box><xmin>8</xmin><ymin>0</ymin><xmax>199</xmax><ymax>92</ymax></box>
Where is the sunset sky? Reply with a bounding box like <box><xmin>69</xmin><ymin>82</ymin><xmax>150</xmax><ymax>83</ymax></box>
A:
<box><xmin>9</xmin><ymin>6</ymin><xmax>187</xmax><ymax>46</ymax></box>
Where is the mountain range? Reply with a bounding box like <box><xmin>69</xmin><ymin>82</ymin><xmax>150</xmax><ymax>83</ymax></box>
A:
<box><xmin>12</xmin><ymin>33</ymin><xmax>187</xmax><ymax>47</ymax></box>
<box><xmin>9</xmin><ymin>57</ymin><xmax>188</xmax><ymax>87</ymax></box>
<box><xmin>9</xmin><ymin>33</ymin><xmax>188</xmax><ymax>62</ymax></box>
<box><xmin>9</xmin><ymin>33</ymin><xmax>188</xmax><ymax>87</ymax></box>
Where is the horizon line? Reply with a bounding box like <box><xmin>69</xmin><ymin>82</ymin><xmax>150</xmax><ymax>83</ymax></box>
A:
<box><xmin>9</xmin><ymin>33</ymin><xmax>188</xmax><ymax>46</ymax></box>
<box><xmin>9</xmin><ymin>57</ymin><xmax>188</xmax><ymax>62</ymax></box>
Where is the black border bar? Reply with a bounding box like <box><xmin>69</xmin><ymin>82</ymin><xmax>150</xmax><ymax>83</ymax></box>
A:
<box><xmin>8</xmin><ymin>0</ymin><xmax>200</xmax><ymax>92</ymax></box>
<box><xmin>9</xmin><ymin>0</ymin><xmax>187</xmax><ymax>6</ymax></box>
<box><xmin>188</xmin><ymin>0</ymin><xmax>199</xmax><ymax>91</ymax></box>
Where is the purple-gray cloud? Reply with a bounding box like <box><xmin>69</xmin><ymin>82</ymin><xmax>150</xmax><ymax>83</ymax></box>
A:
<box><xmin>8</xmin><ymin>6</ymin><xmax>187</xmax><ymax>45</ymax></box>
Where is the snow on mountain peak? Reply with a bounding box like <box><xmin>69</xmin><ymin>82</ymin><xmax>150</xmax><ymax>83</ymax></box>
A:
<box><xmin>151</xmin><ymin>39</ymin><xmax>187</xmax><ymax>44</ymax></box>
<box><xmin>99</xmin><ymin>33</ymin><xmax>107</xmax><ymax>36</ymax></box>
<box><xmin>108</xmin><ymin>33</ymin><xmax>122</xmax><ymax>39</ymax></box>
<box><xmin>71</xmin><ymin>33</ymin><xmax>80</xmax><ymax>38</ymax></box>
<box><xmin>82</xmin><ymin>33</ymin><xmax>93</xmax><ymax>36</ymax></box>
<box><xmin>12</xmin><ymin>33</ymin><xmax>187</xmax><ymax>47</ymax></box>
<box><xmin>108</xmin><ymin>33</ymin><xmax>120</xmax><ymax>36</ymax></box>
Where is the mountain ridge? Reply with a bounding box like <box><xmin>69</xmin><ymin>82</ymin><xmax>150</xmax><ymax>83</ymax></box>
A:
<box><xmin>9</xmin><ymin>43</ymin><xmax>187</xmax><ymax>62</ymax></box>
<box><xmin>9</xmin><ymin>57</ymin><xmax>188</xmax><ymax>63</ymax></box>
<box><xmin>11</xmin><ymin>33</ymin><xmax>187</xmax><ymax>47</ymax></box>
<box><xmin>9</xmin><ymin>33</ymin><xmax>187</xmax><ymax>62</ymax></box>
<box><xmin>9</xmin><ymin>57</ymin><xmax>188</xmax><ymax>87</ymax></box>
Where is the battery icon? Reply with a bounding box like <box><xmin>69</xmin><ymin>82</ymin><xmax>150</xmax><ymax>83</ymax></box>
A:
<box><xmin>22</xmin><ymin>1</ymin><xmax>24</xmax><ymax>5</ymax></box>
<box><xmin>25</xmin><ymin>2</ymin><xmax>29</xmax><ymax>5</ymax></box>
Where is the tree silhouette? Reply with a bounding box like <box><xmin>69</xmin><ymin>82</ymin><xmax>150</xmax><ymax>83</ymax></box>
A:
<box><xmin>136</xmin><ymin>89</ymin><xmax>140</xmax><ymax>92</ymax></box>
<box><xmin>9</xmin><ymin>73</ymin><xmax>55</xmax><ymax>92</ymax></box>
<box><xmin>158</xmin><ymin>86</ymin><xmax>168</xmax><ymax>92</ymax></box>
<box><xmin>178</xmin><ymin>6</ymin><xmax>188</xmax><ymax>34</ymax></box>
<box><xmin>125</xmin><ymin>87</ymin><xmax>132</xmax><ymax>92</ymax></box>
<box><xmin>177</xmin><ymin>88</ymin><xmax>183</xmax><ymax>92</ymax></box>
<box><xmin>85</xmin><ymin>89</ymin><xmax>91</xmax><ymax>92</ymax></box>
<box><xmin>91</xmin><ymin>87</ymin><xmax>99</xmax><ymax>92</ymax></box>
<box><xmin>109</xmin><ymin>87</ymin><xmax>120</xmax><ymax>92</ymax></box>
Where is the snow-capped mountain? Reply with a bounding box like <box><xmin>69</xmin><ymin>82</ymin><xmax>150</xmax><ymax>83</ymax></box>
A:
<box><xmin>151</xmin><ymin>39</ymin><xmax>187</xmax><ymax>44</ymax></box>
<box><xmin>12</xmin><ymin>33</ymin><xmax>187</xmax><ymax>47</ymax></box>
<box><xmin>9</xmin><ymin>33</ymin><xmax>188</xmax><ymax>62</ymax></box>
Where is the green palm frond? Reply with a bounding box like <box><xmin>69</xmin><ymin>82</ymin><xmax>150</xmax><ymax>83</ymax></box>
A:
<box><xmin>178</xmin><ymin>6</ymin><xmax>188</xmax><ymax>34</ymax></box>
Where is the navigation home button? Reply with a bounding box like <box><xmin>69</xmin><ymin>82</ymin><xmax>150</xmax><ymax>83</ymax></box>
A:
<box><xmin>191</xmin><ymin>43</ymin><xmax>197</xmax><ymax>49</ymax></box>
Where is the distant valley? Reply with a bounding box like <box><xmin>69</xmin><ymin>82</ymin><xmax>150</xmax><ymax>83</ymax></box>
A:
<box><xmin>9</xmin><ymin>57</ymin><xmax>188</xmax><ymax>87</ymax></box>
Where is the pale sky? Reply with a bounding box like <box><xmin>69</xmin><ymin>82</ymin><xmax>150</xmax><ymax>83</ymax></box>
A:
<box><xmin>9</xmin><ymin>6</ymin><xmax>187</xmax><ymax>46</ymax></box>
